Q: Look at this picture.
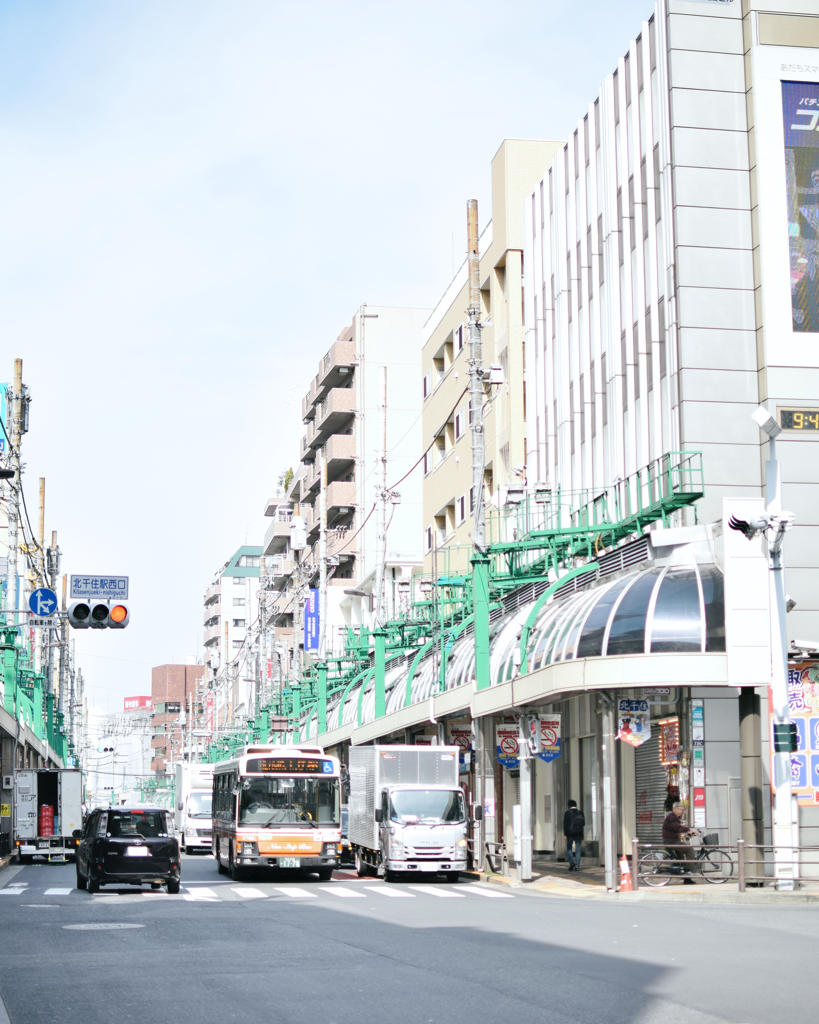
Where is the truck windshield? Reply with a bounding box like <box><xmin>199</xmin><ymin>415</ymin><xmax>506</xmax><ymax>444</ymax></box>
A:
<box><xmin>390</xmin><ymin>790</ymin><xmax>465</xmax><ymax>825</ymax></box>
<box><xmin>187</xmin><ymin>792</ymin><xmax>212</xmax><ymax>818</ymax></box>
<box><xmin>239</xmin><ymin>777</ymin><xmax>340</xmax><ymax>827</ymax></box>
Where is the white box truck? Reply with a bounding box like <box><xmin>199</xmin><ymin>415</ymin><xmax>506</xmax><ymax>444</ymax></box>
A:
<box><xmin>13</xmin><ymin>768</ymin><xmax>84</xmax><ymax>863</ymax></box>
<box><xmin>174</xmin><ymin>763</ymin><xmax>214</xmax><ymax>853</ymax></box>
<box><xmin>348</xmin><ymin>745</ymin><xmax>479</xmax><ymax>882</ymax></box>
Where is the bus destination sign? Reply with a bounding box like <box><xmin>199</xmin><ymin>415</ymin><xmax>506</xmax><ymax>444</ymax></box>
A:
<box><xmin>246</xmin><ymin>757</ymin><xmax>335</xmax><ymax>775</ymax></box>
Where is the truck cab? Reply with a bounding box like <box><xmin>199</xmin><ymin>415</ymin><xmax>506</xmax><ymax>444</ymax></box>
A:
<box><xmin>376</xmin><ymin>784</ymin><xmax>469</xmax><ymax>882</ymax></box>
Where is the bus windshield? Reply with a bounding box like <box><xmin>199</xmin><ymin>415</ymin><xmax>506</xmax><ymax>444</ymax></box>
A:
<box><xmin>187</xmin><ymin>792</ymin><xmax>212</xmax><ymax>818</ymax></box>
<box><xmin>239</xmin><ymin>777</ymin><xmax>340</xmax><ymax>827</ymax></box>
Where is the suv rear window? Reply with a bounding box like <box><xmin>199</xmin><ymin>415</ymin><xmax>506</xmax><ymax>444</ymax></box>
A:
<box><xmin>105</xmin><ymin>811</ymin><xmax>170</xmax><ymax>838</ymax></box>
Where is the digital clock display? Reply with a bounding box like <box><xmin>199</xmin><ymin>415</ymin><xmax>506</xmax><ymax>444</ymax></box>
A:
<box><xmin>245</xmin><ymin>757</ymin><xmax>334</xmax><ymax>775</ymax></box>
<box><xmin>780</xmin><ymin>408</ymin><xmax>819</xmax><ymax>431</ymax></box>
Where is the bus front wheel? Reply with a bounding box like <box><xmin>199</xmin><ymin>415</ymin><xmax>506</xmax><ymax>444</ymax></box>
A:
<box><xmin>216</xmin><ymin>841</ymin><xmax>228</xmax><ymax>875</ymax></box>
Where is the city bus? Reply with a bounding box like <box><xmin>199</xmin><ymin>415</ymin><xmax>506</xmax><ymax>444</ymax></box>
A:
<box><xmin>211</xmin><ymin>745</ymin><xmax>342</xmax><ymax>881</ymax></box>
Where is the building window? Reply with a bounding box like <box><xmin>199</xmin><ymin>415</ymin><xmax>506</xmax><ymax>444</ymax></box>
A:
<box><xmin>423</xmin><ymin>448</ymin><xmax>433</xmax><ymax>476</ymax></box>
<box><xmin>238</xmin><ymin>555</ymin><xmax>260</xmax><ymax>568</ymax></box>
<box><xmin>469</xmin><ymin>486</ymin><xmax>475</xmax><ymax>514</ymax></box>
<box><xmin>436</xmin><ymin>436</ymin><xmax>446</xmax><ymax>465</ymax></box>
<box><xmin>426</xmin><ymin>526</ymin><xmax>433</xmax><ymax>552</ymax></box>
<box><xmin>233</xmin><ymin>598</ymin><xmax>245</xmax><ymax>607</ymax></box>
<box><xmin>232</xmin><ymin>640</ymin><xmax>243</xmax><ymax>649</ymax></box>
<box><xmin>569</xmin><ymin>382</ymin><xmax>575</xmax><ymax>455</ymax></box>
<box><xmin>457</xmin><ymin>494</ymin><xmax>466</xmax><ymax>525</ymax></box>
<box><xmin>423</xmin><ymin>370</ymin><xmax>432</xmax><ymax>399</ymax></box>
<box><xmin>456</xmin><ymin>325</ymin><xmax>464</xmax><ymax>353</ymax></box>
<box><xmin>455</xmin><ymin>407</ymin><xmax>466</xmax><ymax>440</ymax></box>
<box><xmin>234</xmin><ymin>577</ymin><xmax>244</xmax><ymax>585</ymax></box>
<box><xmin>232</xmin><ymin>619</ymin><xmax>245</xmax><ymax>628</ymax></box>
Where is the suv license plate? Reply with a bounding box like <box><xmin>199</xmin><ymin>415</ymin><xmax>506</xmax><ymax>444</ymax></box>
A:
<box><xmin>126</xmin><ymin>847</ymin><xmax>150</xmax><ymax>857</ymax></box>
<box><xmin>280</xmin><ymin>857</ymin><xmax>300</xmax><ymax>868</ymax></box>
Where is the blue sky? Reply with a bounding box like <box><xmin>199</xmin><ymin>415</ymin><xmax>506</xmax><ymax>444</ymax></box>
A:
<box><xmin>0</xmin><ymin>0</ymin><xmax>655</xmax><ymax>709</ymax></box>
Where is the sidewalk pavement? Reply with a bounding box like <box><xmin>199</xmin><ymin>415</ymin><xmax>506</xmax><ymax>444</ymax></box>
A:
<box><xmin>465</xmin><ymin>859</ymin><xmax>819</xmax><ymax>904</ymax></box>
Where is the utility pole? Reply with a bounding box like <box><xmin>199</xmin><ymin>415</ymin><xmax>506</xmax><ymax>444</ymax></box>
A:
<box><xmin>33</xmin><ymin>477</ymin><xmax>45</xmax><ymax>675</ymax></box>
<box><xmin>518</xmin><ymin>716</ymin><xmax>533</xmax><ymax>882</ymax></box>
<box><xmin>467</xmin><ymin>202</ymin><xmax>491</xmax><ymax>693</ymax></box>
<box><xmin>374</xmin><ymin>366</ymin><xmax>387</xmax><ymax>626</ymax></box>
<box><xmin>319</xmin><ymin>452</ymin><xmax>328</xmax><ymax>658</ymax></box>
<box><xmin>5</xmin><ymin>359</ymin><xmax>23</xmax><ymax>623</ymax></box>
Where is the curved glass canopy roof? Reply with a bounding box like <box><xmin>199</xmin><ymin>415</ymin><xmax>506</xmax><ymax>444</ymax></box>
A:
<box><xmin>305</xmin><ymin>562</ymin><xmax>725</xmax><ymax>738</ymax></box>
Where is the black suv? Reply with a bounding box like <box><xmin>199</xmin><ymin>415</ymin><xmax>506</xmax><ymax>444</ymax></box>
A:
<box><xmin>75</xmin><ymin>807</ymin><xmax>181</xmax><ymax>893</ymax></box>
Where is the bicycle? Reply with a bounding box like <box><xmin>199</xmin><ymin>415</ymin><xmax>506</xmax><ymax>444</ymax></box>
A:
<box><xmin>639</xmin><ymin>832</ymin><xmax>733</xmax><ymax>887</ymax></box>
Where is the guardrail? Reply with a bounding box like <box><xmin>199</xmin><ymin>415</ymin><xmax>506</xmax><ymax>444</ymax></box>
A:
<box><xmin>735</xmin><ymin>839</ymin><xmax>819</xmax><ymax>891</ymax></box>
<box><xmin>485</xmin><ymin>841</ymin><xmax>510</xmax><ymax>877</ymax></box>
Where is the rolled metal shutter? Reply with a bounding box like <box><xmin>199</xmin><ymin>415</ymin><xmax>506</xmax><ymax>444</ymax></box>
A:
<box><xmin>634</xmin><ymin>734</ymin><xmax>666</xmax><ymax>845</ymax></box>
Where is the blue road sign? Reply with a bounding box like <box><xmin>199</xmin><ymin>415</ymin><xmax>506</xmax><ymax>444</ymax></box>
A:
<box><xmin>29</xmin><ymin>587</ymin><xmax>58</xmax><ymax>618</ymax></box>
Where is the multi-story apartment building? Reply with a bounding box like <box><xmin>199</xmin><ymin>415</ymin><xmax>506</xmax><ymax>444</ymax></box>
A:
<box><xmin>201</xmin><ymin>545</ymin><xmax>262</xmax><ymax>726</ymax></box>
<box><xmin>150</xmin><ymin>662</ymin><xmax>204</xmax><ymax>773</ymax></box>
<box><xmin>420</xmin><ymin>139</ymin><xmax>562</xmax><ymax>577</ymax></box>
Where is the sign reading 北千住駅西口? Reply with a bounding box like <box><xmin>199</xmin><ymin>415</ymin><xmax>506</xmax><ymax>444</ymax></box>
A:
<box><xmin>69</xmin><ymin>575</ymin><xmax>129</xmax><ymax>600</ymax></box>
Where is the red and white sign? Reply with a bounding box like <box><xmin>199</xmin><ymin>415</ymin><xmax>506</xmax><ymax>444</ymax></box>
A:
<box><xmin>124</xmin><ymin>696</ymin><xmax>151</xmax><ymax>712</ymax></box>
<box><xmin>206</xmin><ymin>692</ymin><xmax>214</xmax><ymax>733</ymax></box>
<box><xmin>693</xmin><ymin>788</ymin><xmax>706</xmax><ymax>808</ymax></box>
<box><xmin>448</xmin><ymin>725</ymin><xmax>472</xmax><ymax>753</ymax></box>
<box><xmin>496</xmin><ymin>725</ymin><xmax>519</xmax><ymax>764</ymax></box>
<box><xmin>266</xmin><ymin>658</ymin><xmax>272</xmax><ymax>681</ymax></box>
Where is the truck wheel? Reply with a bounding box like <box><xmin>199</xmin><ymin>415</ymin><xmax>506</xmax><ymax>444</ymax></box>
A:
<box><xmin>317</xmin><ymin>868</ymin><xmax>333</xmax><ymax>882</ymax></box>
<box><xmin>76</xmin><ymin>867</ymin><xmax>87</xmax><ymax>891</ymax></box>
<box><xmin>167</xmin><ymin>879</ymin><xmax>180</xmax><ymax>895</ymax></box>
<box><xmin>355</xmin><ymin>851</ymin><xmax>370</xmax><ymax>878</ymax></box>
<box><xmin>384</xmin><ymin>870</ymin><xmax>399</xmax><ymax>884</ymax></box>
<box><xmin>445</xmin><ymin>872</ymin><xmax>460</xmax><ymax>884</ymax></box>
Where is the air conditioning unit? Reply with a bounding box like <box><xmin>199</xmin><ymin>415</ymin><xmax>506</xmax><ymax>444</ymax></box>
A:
<box><xmin>2</xmin><ymin>776</ymin><xmax>13</xmax><ymax>790</ymax></box>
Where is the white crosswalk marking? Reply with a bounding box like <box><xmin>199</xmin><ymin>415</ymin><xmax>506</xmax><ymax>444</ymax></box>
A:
<box><xmin>44</xmin><ymin>888</ymin><xmax>73</xmax><ymax>896</ymax></box>
<box><xmin>184</xmin><ymin>887</ymin><xmax>219</xmax><ymax>901</ymax></box>
<box><xmin>0</xmin><ymin>889</ymin><xmax>25</xmax><ymax>895</ymax></box>
<box><xmin>319</xmin><ymin>886</ymin><xmax>365</xmax><ymax>898</ymax></box>
<box><xmin>465</xmin><ymin>884</ymin><xmax>514</xmax><ymax>898</ymax></box>
<box><xmin>274</xmin><ymin>887</ymin><xmax>317</xmax><ymax>898</ymax></box>
<box><xmin>364</xmin><ymin>886</ymin><xmax>415</xmax><ymax>898</ymax></box>
<box><xmin>232</xmin><ymin>887</ymin><xmax>267</xmax><ymax>899</ymax></box>
<box><xmin>407</xmin><ymin>885</ymin><xmax>465</xmax><ymax>898</ymax></box>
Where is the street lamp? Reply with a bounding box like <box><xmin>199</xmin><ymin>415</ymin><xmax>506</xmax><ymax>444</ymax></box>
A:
<box><xmin>733</xmin><ymin>405</ymin><xmax>797</xmax><ymax>889</ymax></box>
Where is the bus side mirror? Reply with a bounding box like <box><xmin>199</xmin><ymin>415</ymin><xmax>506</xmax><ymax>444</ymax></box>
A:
<box><xmin>374</xmin><ymin>808</ymin><xmax>383</xmax><ymax>823</ymax></box>
<box><xmin>473</xmin><ymin>805</ymin><xmax>483</xmax><ymax>822</ymax></box>
<box><xmin>177</xmin><ymin>802</ymin><xmax>183</xmax><ymax>811</ymax></box>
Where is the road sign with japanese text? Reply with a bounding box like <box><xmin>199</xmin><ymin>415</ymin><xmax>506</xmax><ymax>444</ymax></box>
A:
<box><xmin>70</xmin><ymin>575</ymin><xmax>129</xmax><ymax>600</ymax></box>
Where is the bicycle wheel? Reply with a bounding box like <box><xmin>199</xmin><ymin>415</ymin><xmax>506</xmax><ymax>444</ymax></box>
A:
<box><xmin>699</xmin><ymin>849</ymin><xmax>733</xmax><ymax>884</ymax></box>
<box><xmin>639</xmin><ymin>851</ymin><xmax>671</xmax><ymax>887</ymax></box>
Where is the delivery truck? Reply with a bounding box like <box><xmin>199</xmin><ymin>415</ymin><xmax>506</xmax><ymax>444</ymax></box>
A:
<box><xmin>348</xmin><ymin>745</ymin><xmax>479</xmax><ymax>882</ymax></box>
<box><xmin>13</xmin><ymin>768</ymin><xmax>84</xmax><ymax>863</ymax></box>
<box><xmin>174</xmin><ymin>763</ymin><xmax>214</xmax><ymax>853</ymax></box>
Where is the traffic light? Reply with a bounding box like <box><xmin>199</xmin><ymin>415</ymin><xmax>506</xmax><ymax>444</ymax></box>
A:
<box><xmin>68</xmin><ymin>600</ymin><xmax>129</xmax><ymax>629</ymax></box>
<box><xmin>774</xmin><ymin>722</ymin><xmax>799</xmax><ymax>752</ymax></box>
<box><xmin>97</xmin><ymin>745</ymin><xmax>115</xmax><ymax>753</ymax></box>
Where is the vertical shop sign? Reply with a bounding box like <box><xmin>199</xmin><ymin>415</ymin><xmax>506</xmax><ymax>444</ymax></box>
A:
<box><xmin>782</xmin><ymin>80</ymin><xmax>819</xmax><ymax>332</ymax></box>
<box><xmin>205</xmin><ymin>691</ymin><xmax>214</xmax><ymax>733</ymax></box>
<box><xmin>658</xmin><ymin>718</ymin><xmax>679</xmax><ymax>765</ymax></box>
<box><xmin>617</xmin><ymin>699</ymin><xmax>651</xmax><ymax>747</ymax></box>
<box><xmin>774</xmin><ymin>661</ymin><xmax>819</xmax><ymax>804</ymax></box>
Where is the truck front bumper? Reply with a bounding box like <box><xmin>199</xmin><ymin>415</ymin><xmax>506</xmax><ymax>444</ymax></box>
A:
<box><xmin>386</xmin><ymin>859</ymin><xmax>467</xmax><ymax>874</ymax></box>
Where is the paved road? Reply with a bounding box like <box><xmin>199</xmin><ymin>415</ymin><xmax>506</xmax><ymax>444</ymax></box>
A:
<box><xmin>0</xmin><ymin>853</ymin><xmax>815</xmax><ymax>1024</ymax></box>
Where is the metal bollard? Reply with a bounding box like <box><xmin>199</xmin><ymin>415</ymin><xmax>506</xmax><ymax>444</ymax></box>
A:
<box><xmin>631</xmin><ymin>837</ymin><xmax>640</xmax><ymax>891</ymax></box>
<box><xmin>737</xmin><ymin>839</ymin><xmax>745</xmax><ymax>892</ymax></box>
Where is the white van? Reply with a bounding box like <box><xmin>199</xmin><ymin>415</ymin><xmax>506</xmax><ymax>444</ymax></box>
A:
<box><xmin>174</xmin><ymin>764</ymin><xmax>214</xmax><ymax>853</ymax></box>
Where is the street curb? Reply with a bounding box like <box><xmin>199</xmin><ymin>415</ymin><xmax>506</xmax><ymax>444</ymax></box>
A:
<box><xmin>0</xmin><ymin>854</ymin><xmax>15</xmax><ymax>874</ymax></box>
<box><xmin>475</xmin><ymin>868</ymin><xmax>819</xmax><ymax>904</ymax></box>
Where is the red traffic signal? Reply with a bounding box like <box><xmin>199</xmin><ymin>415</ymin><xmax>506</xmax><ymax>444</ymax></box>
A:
<box><xmin>68</xmin><ymin>600</ymin><xmax>129</xmax><ymax>630</ymax></box>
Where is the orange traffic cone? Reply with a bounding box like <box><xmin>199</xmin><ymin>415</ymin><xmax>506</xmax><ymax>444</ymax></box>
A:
<box><xmin>619</xmin><ymin>856</ymin><xmax>633</xmax><ymax>892</ymax></box>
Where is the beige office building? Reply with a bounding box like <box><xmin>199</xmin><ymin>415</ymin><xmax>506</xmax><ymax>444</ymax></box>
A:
<box><xmin>421</xmin><ymin>139</ymin><xmax>562</xmax><ymax>577</ymax></box>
